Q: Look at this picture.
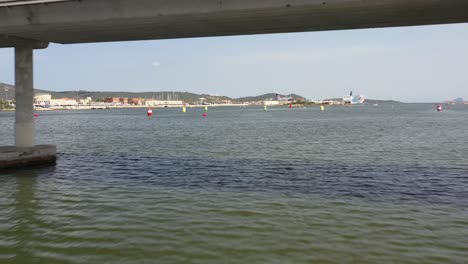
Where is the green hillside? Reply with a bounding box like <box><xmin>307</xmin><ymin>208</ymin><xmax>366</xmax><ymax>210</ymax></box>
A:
<box><xmin>2</xmin><ymin>82</ymin><xmax>404</xmax><ymax>105</ymax></box>
<box><xmin>0</xmin><ymin>82</ymin><xmax>231</xmax><ymax>104</ymax></box>
<box><xmin>0</xmin><ymin>82</ymin><xmax>50</xmax><ymax>101</ymax></box>
<box><xmin>1</xmin><ymin>82</ymin><xmax>308</xmax><ymax>104</ymax></box>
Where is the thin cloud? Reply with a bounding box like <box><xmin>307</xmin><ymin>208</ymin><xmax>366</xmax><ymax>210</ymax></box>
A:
<box><xmin>152</xmin><ymin>61</ymin><xmax>161</xmax><ymax>67</ymax></box>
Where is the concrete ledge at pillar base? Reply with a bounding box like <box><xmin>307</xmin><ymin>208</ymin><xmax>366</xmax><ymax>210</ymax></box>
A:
<box><xmin>0</xmin><ymin>145</ymin><xmax>56</xmax><ymax>170</ymax></box>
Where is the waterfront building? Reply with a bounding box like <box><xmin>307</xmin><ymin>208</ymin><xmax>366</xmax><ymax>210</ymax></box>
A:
<box><xmin>145</xmin><ymin>100</ymin><xmax>184</xmax><ymax>107</ymax></box>
<box><xmin>320</xmin><ymin>100</ymin><xmax>341</xmax><ymax>105</ymax></box>
<box><xmin>104</xmin><ymin>97</ymin><xmax>121</xmax><ymax>103</ymax></box>
<box><xmin>34</xmin><ymin>93</ymin><xmax>52</xmax><ymax>106</ymax></box>
<box><xmin>50</xmin><ymin>98</ymin><xmax>79</xmax><ymax>106</ymax></box>
<box><xmin>198</xmin><ymin>97</ymin><xmax>207</xmax><ymax>105</ymax></box>
<box><xmin>103</xmin><ymin>97</ymin><xmax>129</xmax><ymax>104</ymax></box>
<box><xmin>79</xmin><ymin>97</ymin><xmax>93</xmax><ymax>105</ymax></box>
<box><xmin>130</xmin><ymin>98</ymin><xmax>145</xmax><ymax>105</ymax></box>
<box><xmin>145</xmin><ymin>100</ymin><xmax>157</xmax><ymax>106</ymax></box>
<box><xmin>262</xmin><ymin>100</ymin><xmax>280</xmax><ymax>106</ymax></box>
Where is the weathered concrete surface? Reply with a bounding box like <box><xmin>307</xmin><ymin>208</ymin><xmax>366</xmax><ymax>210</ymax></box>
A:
<box><xmin>1</xmin><ymin>0</ymin><xmax>468</xmax><ymax>47</ymax></box>
<box><xmin>15</xmin><ymin>47</ymin><xmax>35</xmax><ymax>148</ymax></box>
<box><xmin>0</xmin><ymin>145</ymin><xmax>56</xmax><ymax>169</ymax></box>
<box><xmin>0</xmin><ymin>35</ymin><xmax>49</xmax><ymax>49</ymax></box>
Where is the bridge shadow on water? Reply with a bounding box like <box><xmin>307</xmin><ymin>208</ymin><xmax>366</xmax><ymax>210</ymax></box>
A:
<box><xmin>1</xmin><ymin>153</ymin><xmax>468</xmax><ymax>263</ymax></box>
<box><xmin>0</xmin><ymin>168</ymin><xmax>50</xmax><ymax>262</ymax></box>
<box><xmin>26</xmin><ymin>152</ymin><xmax>467</xmax><ymax>206</ymax></box>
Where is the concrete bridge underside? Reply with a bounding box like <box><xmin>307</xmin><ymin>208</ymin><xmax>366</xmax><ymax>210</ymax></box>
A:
<box><xmin>2</xmin><ymin>0</ymin><xmax>468</xmax><ymax>48</ymax></box>
<box><xmin>1</xmin><ymin>0</ymin><xmax>468</xmax><ymax>167</ymax></box>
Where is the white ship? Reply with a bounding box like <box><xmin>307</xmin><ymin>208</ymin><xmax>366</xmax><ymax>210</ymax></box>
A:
<box><xmin>343</xmin><ymin>91</ymin><xmax>365</xmax><ymax>105</ymax></box>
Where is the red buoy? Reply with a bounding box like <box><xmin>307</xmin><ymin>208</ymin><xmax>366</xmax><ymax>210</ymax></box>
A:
<box><xmin>33</xmin><ymin>114</ymin><xmax>39</xmax><ymax>118</ymax></box>
<box><xmin>203</xmin><ymin>112</ymin><xmax>207</xmax><ymax>117</ymax></box>
<box><xmin>147</xmin><ymin>108</ymin><xmax>153</xmax><ymax>117</ymax></box>
<box><xmin>289</xmin><ymin>103</ymin><xmax>293</xmax><ymax>109</ymax></box>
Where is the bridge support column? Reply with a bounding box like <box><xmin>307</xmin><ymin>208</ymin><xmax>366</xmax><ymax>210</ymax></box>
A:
<box><xmin>0</xmin><ymin>45</ymin><xmax>55</xmax><ymax>170</ymax></box>
<box><xmin>14</xmin><ymin>47</ymin><xmax>35</xmax><ymax>148</ymax></box>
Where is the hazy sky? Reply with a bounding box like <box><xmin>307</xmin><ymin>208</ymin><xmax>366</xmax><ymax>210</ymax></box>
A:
<box><xmin>1</xmin><ymin>23</ymin><xmax>467</xmax><ymax>102</ymax></box>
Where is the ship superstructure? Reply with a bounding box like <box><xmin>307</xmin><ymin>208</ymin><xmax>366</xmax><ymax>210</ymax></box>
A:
<box><xmin>343</xmin><ymin>91</ymin><xmax>365</xmax><ymax>104</ymax></box>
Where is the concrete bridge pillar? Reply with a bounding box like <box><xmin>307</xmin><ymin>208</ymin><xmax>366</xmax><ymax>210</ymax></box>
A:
<box><xmin>1</xmin><ymin>45</ymin><xmax>55</xmax><ymax>169</ymax></box>
<box><xmin>14</xmin><ymin>47</ymin><xmax>35</xmax><ymax>148</ymax></box>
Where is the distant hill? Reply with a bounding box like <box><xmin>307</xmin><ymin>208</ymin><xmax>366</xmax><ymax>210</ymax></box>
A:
<box><xmin>363</xmin><ymin>99</ymin><xmax>402</xmax><ymax>104</ymax></box>
<box><xmin>1</xmin><ymin>82</ymin><xmax>308</xmax><ymax>104</ymax></box>
<box><xmin>0</xmin><ymin>82</ymin><xmax>230</xmax><ymax>103</ymax></box>
<box><xmin>0</xmin><ymin>83</ymin><xmax>14</xmax><ymax>100</ymax></box>
<box><xmin>233</xmin><ymin>93</ymin><xmax>306</xmax><ymax>103</ymax></box>
<box><xmin>1</xmin><ymin>81</ymin><xmax>399</xmax><ymax>104</ymax></box>
<box><xmin>0</xmin><ymin>82</ymin><xmax>50</xmax><ymax>100</ymax></box>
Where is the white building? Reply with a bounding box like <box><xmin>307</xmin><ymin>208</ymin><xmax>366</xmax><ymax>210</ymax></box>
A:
<box><xmin>262</xmin><ymin>100</ymin><xmax>280</xmax><ymax>106</ymax></box>
<box><xmin>50</xmin><ymin>98</ymin><xmax>79</xmax><ymax>106</ymax></box>
<box><xmin>146</xmin><ymin>100</ymin><xmax>184</xmax><ymax>106</ymax></box>
<box><xmin>79</xmin><ymin>97</ymin><xmax>93</xmax><ymax>105</ymax></box>
<box><xmin>34</xmin><ymin>93</ymin><xmax>52</xmax><ymax>106</ymax></box>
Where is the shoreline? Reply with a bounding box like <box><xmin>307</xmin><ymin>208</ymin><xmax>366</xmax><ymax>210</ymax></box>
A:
<box><xmin>1</xmin><ymin>103</ymin><xmax>249</xmax><ymax>112</ymax></box>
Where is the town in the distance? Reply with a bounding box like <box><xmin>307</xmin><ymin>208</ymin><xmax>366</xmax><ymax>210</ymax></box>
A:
<box><xmin>0</xmin><ymin>82</ymin><xmax>466</xmax><ymax>110</ymax></box>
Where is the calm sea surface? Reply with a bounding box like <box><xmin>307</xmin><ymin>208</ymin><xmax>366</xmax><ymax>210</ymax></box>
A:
<box><xmin>1</xmin><ymin>104</ymin><xmax>467</xmax><ymax>263</ymax></box>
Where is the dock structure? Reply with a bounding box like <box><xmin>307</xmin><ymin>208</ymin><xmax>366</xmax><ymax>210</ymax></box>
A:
<box><xmin>1</xmin><ymin>0</ymin><xmax>468</xmax><ymax>169</ymax></box>
<box><xmin>0</xmin><ymin>145</ymin><xmax>56</xmax><ymax>169</ymax></box>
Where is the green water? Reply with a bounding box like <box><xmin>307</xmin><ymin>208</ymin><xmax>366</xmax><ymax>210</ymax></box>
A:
<box><xmin>1</xmin><ymin>105</ymin><xmax>467</xmax><ymax>263</ymax></box>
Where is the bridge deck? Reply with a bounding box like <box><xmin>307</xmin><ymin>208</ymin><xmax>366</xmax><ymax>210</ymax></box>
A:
<box><xmin>1</xmin><ymin>0</ymin><xmax>468</xmax><ymax>48</ymax></box>
<box><xmin>0</xmin><ymin>0</ymin><xmax>70</xmax><ymax>7</ymax></box>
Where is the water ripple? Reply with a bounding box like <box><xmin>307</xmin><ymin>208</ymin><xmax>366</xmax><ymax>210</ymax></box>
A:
<box><xmin>1</xmin><ymin>105</ymin><xmax>468</xmax><ymax>263</ymax></box>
